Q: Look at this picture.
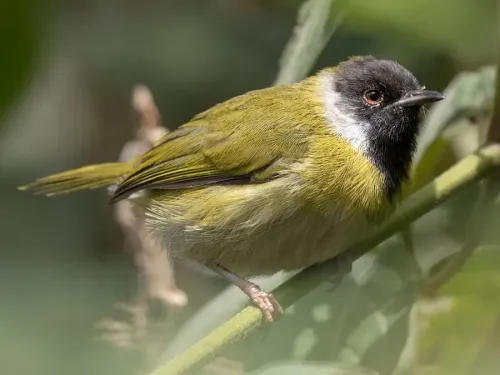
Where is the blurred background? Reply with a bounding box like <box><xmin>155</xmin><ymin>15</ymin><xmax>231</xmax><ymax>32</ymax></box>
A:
<box><xmin>1</xmin><ymin>1</ymin><xmax>499</xmax><ymax>375</ymax></box>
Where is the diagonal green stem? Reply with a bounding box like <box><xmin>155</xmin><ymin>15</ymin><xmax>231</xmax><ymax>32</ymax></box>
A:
<box><xmin>151</xmin><ymin>143</ymin><xmax>500</xmax><ymax>375</ymax></box>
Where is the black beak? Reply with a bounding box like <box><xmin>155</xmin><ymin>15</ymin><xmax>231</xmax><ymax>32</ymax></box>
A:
<box><xmin>387</xmin><ymin>90</ymin><xmax>445</xmax><ymax>109</ymax></box>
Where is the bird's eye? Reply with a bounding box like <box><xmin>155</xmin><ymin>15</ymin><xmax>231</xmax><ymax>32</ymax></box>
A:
<box><xmin>363</xmin><ymin>90</ymin><xmax>383</xmax><ymax>105</ymax></box>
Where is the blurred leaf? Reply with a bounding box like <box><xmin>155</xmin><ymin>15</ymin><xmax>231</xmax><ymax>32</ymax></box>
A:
<box><xmin>248</xmin><ymin>361</ymin><xmax>378</xmax><ymax>375</ymax></box>
<box><xmin>360</xmin><ymin>302</ymin><xmax>411</xmax><ymax>374</ymax></box>
<box><xmin>341</xmin><ymin>242</ymin><xmax>419</xmax><ymax>373</ymax></box>
<box><xmin>414</xmin><ymin>66</ymin><xmax>496</xmax><ymax>167</ymax></box>
<box><xmin>274</xmin><ymin>0</ymin><xmax>344</xmax><ymax>85</ymax></box>
<box><xmin>413</xmin><ymin>247</ymin><xmax>500</xmax><ymax>375</ymax></box>
<box><xmin>0</xmin><ymin>1</ymin><xmax>44</xmax><ymax>126</ymax></box>
<box><xmin>342</xmin><ymin>0</ymin><xmax>496</xmax><ymax>65</ymax></box>
<box><xmin>468</xmin><ymin>314</ymin><xmax>500</xmax><ymax>375</ymax></box>
<box><xmin>408</xmin><ymin>137</ymin><xmax>450</xmax><ymax>195</ymax></box>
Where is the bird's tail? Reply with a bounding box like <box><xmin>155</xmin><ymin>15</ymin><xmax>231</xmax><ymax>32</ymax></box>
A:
<box><xmin>19</xmin><ymin>162</ymin><xmax>132</xmax><ymax>196</ymax></box>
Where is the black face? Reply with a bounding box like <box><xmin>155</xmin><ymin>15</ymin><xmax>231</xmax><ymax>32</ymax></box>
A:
<box><xmin>333</xmin><ymin>56</ymin><xmax>444</xmax><ymax>200</ymax></box>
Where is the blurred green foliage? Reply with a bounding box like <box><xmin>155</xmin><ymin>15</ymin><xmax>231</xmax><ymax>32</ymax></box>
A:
<box><xmin>0</xmin><ymin>0</ymin><xmax>44</xmax><ymax>125</ymax></box>
<box><xmin>415</xmin><ymin>247</ymin><xmax>500</xmax><ymax>375</ymax></box>
<box><xmin>343</xmin><ymin>0</ymin><xmax>497</xmax><ymax>65</ymax></box>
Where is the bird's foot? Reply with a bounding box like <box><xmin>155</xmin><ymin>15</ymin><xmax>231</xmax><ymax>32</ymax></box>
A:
<box><xmin>210</xmin><ymin>264</ymin><xmax>284</xmax><ymax>322</ymax></box>
<box><xmin>243</xmin><ymin>284</ymin><xmax>283</xmax><ymax>322</ymax></box>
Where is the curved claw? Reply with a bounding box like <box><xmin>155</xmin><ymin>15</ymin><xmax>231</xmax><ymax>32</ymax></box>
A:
<box><xmin>247</xmin><ymin>285</ymin><xmax>283</xmax><ymax>322</ymax></box>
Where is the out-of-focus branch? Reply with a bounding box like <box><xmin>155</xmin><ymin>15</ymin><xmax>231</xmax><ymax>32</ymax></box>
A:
<box><xmin>97</xmin><ymin>85</ymin><xmax>187</xmax><ymax>355</ymax></box>
<box><xmin>132</xmin><ymin>84</ymin><xmax>161</xmax><ymax>130</ymax></box>
<box><xmin>117</xmin><ymin>84</ymin><xmax>187</xmax><ymax>309</ymax></box>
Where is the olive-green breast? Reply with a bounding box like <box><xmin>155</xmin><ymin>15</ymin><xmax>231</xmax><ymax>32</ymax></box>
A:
<box><xmin>296</xmin><ymin>134</ymin><xmax>391</xmax><ymax>218</ymax></box>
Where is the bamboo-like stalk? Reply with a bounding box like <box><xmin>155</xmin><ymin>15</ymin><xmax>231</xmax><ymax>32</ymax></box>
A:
<box><xmin>151</xmin><ymin>143</ymin><xmax>500</xmax><ymax>375</ymax></box>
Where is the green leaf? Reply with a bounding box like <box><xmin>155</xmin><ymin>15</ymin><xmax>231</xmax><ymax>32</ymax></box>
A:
<box><xmin>409</xmin><ymin>137</ymin><xmax>450</xmax><ymax>195</ymax></box>
<box><xmin>414</xmin><ymin>66</ymin><xmax>496</xmax><ymax>167</ymax></box>
<box><xmin>342</xmin><ymin>0</ymin><xmax>496</xmax><ymax>65</ymax></box>
<box><xmin>414</xmin><ymin>248</ymin><xmax>500</xmax><ymax>375</ymax></box>
<box><xmin>274</xmin><ymin>0</ymin><xmax>343</xmax><ymax>85</ymax></box>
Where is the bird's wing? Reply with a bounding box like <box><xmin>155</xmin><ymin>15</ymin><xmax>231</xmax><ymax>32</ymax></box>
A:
<box><xmin>110</xmin><ymin>85</ymin><xmax>316</xmax><ymax>202</ymax></box>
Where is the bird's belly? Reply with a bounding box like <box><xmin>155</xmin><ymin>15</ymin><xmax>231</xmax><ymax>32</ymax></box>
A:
<box><xmin>154</xmin><ymin>207</ymin><xmax>370</xmax><ymax>277</ymax></box>
<box><xmin>214</xmin><ymin>212</ymin><xmax>369</xmax><ymax>276</ymax></box>
<box><xmin>144</xmin><ymin>181</ymin><xmax>375</xmax><ymax>277</ymax></box>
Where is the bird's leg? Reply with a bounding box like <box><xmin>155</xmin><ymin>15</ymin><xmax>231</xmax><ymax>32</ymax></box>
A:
<box><xmin>211</xmin><ymin>264</ymin><xmax>284</xmax><ymax>322</ymax></box>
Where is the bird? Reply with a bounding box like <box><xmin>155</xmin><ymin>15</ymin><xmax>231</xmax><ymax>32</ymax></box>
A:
<box><xmin>20</xmin><ymin>56</ymin><xmax>444</xmax><ymax>321</ymax></box>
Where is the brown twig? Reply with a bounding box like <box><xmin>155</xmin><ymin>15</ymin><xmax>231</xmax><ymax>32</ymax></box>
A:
<box><xmin>118</xmin><ymin>84</ymin><xmax>187</xmax><ymax>309</ymax></box>
<box><xmin>97</xmin><ymin>85</ymin><xmax>187</xmax><ymax>369</ymax></box>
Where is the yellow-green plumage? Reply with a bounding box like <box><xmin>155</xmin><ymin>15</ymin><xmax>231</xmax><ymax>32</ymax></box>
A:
<box><xmin>19</xmin><ymin>162</ymin><xmax>132</xmax><ymax>196</ymax></box>
<box><xmin>19</xmin><ymin>65</ymin><xmax>407</xmax><ymax>277</ymax></box>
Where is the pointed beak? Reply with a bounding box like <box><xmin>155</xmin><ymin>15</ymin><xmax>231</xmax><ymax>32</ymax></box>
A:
<box><xmin>387</xmin><ymin>90</ymin><xmax>445</xmax><ymax>109</ymax></box>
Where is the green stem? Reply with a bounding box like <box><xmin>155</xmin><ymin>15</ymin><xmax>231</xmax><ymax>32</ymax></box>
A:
<box><xmin>151</xmin><ymin>143</ymin><xmax>500</xmax><ymax>375</ymax></box>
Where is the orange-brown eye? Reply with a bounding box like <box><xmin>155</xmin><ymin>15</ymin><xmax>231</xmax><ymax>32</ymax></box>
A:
<box><xmin>364</xmin><ymin>90</ymin><xmax>383</xmax><ymax>105</ymax></box>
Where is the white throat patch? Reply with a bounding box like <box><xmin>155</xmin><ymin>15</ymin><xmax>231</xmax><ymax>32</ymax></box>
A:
<box><xmin>322</xmin><ymin>74</ymin><xmax>371</xmax><ymax>155</ymax></box>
